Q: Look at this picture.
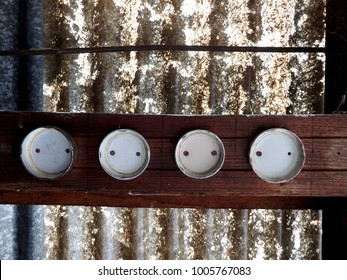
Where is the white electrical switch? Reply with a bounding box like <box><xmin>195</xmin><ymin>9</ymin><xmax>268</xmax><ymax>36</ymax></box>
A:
<box><xmin>21</xmin><ymin>127</ymin><xmax>76</xmax><ymax>179</ymax></box>
<box><xmin>249</xmin><ymin>128</ymin><xmax>305</xmax><ymax>183</ymax></box>
<box><xmin>99</xmin><ymin>129</ymin><xmax>150</xmax><ymax>180</ymax></box>
<box><xmin>175</xmin><ymin>129</ymin><xmax>225</xmax><ymax>179</ymax></box>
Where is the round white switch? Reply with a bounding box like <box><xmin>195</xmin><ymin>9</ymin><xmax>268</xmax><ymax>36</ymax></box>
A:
<box><xmin>175</xmin><ymin>129</ymin><xmax>225</xmax><ymax>179</ymax></box>
<box><xmin>99</xmin><ymin>129</ymin><xmax>150</xmax><ymax>180</ymax></box>
<box><xmin>21</xmin><ymin>127</ymin><xmax>76</xmax><ymax>179</ymax></box>
<box><xmin>249</xmin><ymin>128</ymin><xmax>305</xmax><ymax>183</ymax></box>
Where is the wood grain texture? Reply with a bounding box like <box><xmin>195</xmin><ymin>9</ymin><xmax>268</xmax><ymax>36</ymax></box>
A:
<box><xmin>1</xmin><ymin>111</ymin><xmax>347</xmax><ymax>208</ymax></box>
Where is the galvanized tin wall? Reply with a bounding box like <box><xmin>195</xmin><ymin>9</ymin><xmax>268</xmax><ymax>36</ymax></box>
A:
<box><xmin>1</xmin><ymin>0</ymin><xmax>324</xmax><ymax>259</ymax></box>
<box><xmin>0</xmin><ymin>0</ymin><xmax>44</xmax><ymax>260</ymax></box>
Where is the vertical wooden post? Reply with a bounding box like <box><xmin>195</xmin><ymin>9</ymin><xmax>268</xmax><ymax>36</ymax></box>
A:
<box><xmin>322</xmin><ymin>0</ymin><xmax>347</xmax><ymax>259</ymax></box>
<box><xmin>325</xmin><ymin>0</ymin><xmax>347</xmax><ymax>114</ymax></box>
<box><xmin>322</xmin><ymin>209</ymin><xmax>347</xmax><ymax>259</ymax></box>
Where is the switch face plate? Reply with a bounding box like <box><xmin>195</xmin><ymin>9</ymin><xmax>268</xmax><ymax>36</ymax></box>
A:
<box><xmin>21</xmin><ymin>127</ymin><xmax>76</xmax><ymax>179</ymax></box>
<box><xmin>175</xmin><ymin>130</ymin><xmax>225</xmax><ymax>179</ymax></box>
<box><xmin>249</xmin><ymin>128</ymin><xmax>306</xmax><ymax>183</ymax></box>
<box><xmin>99</xmin><ymin>129</ymin><xmax>150</xmax><ymax>180</ymax></box>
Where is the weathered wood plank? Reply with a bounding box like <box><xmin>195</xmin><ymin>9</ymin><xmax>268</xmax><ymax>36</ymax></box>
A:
<box><xmin>1</xmin><ymin>168</ymin><xmax>347</xmax><ymax>196</ymax></box>
<box><xmin>163</xmin><ymin>115</ymin><xmax>237</xmax><ymax>138</ymax></box>
<box><xmin>313</xmin><ymin>115</ymin><xmax>347</xmax><ymax>137</ymax></box>
<box><xmin>236</xmin><ymin>115</ymin><xmax>314</xmax><ymax>138</ymax></box>
<box><xmin>312</xmin><ymin>139</ymin><xmax>347</xmax><ymax>170</ymax></box>
<box><xmin>0</xmin><ymin>189</ymin><xmax>345</xmax><ymax>209</ymax></box>
<box><xmin>89</xmin><ymin>113</ymin><xmax>163</xmax><ymax>138</ymax></box>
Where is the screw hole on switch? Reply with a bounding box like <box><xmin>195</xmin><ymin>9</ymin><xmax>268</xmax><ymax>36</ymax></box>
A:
<box><xmin>256</xmin><ymin>151</ymin><xmax>262</xmax><ymax>157</ymax></box>
<box><xmin>211</xmin><ymin>150</ymin><xmax>217</xmax><ymax>156</ymax></box>
<box><xmin>35</xmin><ymin>148</ymin><xmax>40</xmax><ymax>153</ymax></box>
<box><xmin>136</xmin><ymin>152</ymin><xmax>141</xmax><ymax>156</ymax></box>
<box><xmin>65</xmin><ymin>148</ymin><xmax>70</xmax><ymax>153</ymax></box>
<box><xmin>288</xmin><ymin>152</ymin><xmax>292</xmax><ymax>156</ymax></box>
<box><xmin>183</xmin><ymin>151</ymin><xmax>189</xmax><ymax>156</ymax></box>
<box><xmin>110</xmin><ymin>150</ymin><xmax>115</xmax><ymax>156</ymax></box>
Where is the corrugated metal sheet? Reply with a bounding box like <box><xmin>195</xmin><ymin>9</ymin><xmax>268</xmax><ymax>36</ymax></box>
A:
<box><xmin>1</xmin><ymin>0</ymin><xmax>325</xmax><ymax>259</ymax></box>
<box><xmin>0</xmin><ymin>0</ymin><xmax>44</xmax><ymax>260</ymax></box>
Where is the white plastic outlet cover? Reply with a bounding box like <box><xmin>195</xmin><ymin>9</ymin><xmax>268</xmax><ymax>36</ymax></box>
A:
<box><xmin>21</xmin><ymin>127</ymin><xmax>76</xmax><ymax>179</ymax></box>
<box><xmin>249</xmin><ymin>128</ymin><xmax>306</xmax><ymax>183</ymax></box>
<box><xmin>175</xmin><ymin>129</ymin><xmax>225</xmax><ymax>179</ymax></box>
<box><xmin>99</xmin><ymin>129</ymin><xmax>150</xmax><ymax>180</ymax></box>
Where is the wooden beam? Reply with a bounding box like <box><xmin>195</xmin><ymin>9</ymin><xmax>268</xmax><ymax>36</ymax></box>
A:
<box><xmin>1</xmin><ymin>111</ymin><xmax>347</xmax><ymax>209</ymax></box>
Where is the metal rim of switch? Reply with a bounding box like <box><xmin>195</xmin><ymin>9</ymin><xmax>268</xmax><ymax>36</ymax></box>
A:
<box><xmin>98</xmin><ymin>129</ymin><xmax>151</xmax><ymax>180</ymax></box>
<box><xmin>175</xmin><ymin>129</ymin><xmax>225</xmax><ymax>179</ymax></box>
<box><xmin>249</xmin><ymin>128</ymin><xmax>306</xmax><ymax>184</ymax></box>
<box><xmin>20</xmin><ymin>127</ymin><xmax>77</xmax><ymax>180</ymax></box>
